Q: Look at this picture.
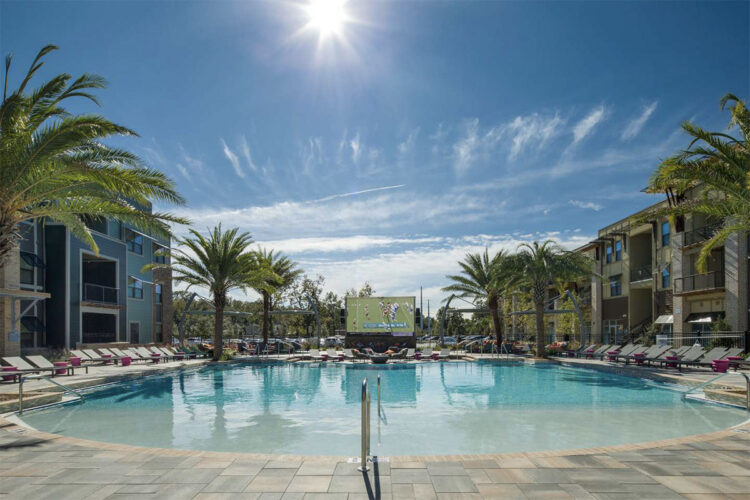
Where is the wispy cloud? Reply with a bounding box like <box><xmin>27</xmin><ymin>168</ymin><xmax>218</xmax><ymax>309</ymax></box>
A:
<box><xmin>300</xmin><ymin>137</ymin><xmax>324</xmax><ymax>175</ymax></box>
<box><xmin>398</xmin><ymin>127</ymin><xmax>420</xmax><ymax>156</ymax></box>
<box><xmin>239</xmin><ymin>135</ymin><xmax>258</xmax><ymax>172</ymax></box>
<box><xmin>313</xmin><ymin>184</ymin><xmax>406</xmax><ymax>202</ymax></box>
<box><xmin>452</xmin><ymin>118</ymin><xmax>502</xmax><ymax>174</ymax></box>
<box><xmin>569</xmin><ymin>200</ymin><xmax>603</xmax><ymax>211</ymax></box>
<box><xmin>350</xmin><ymin>132</ymin><xmax>361</xmax><ymax>164</ymax></box>
<box><xmin>505</xmin><ymin>112</ymin><xmax>565</xmax><ymax>160</ymax></box>
<box><xmin>622</xmin><ymin>101</ymin><xmax>658</xmax><ymax>140</ymax></box>
<box><xmin>573</xmin><ymin>105</ymin><xmax>607</xmax><ymax>143</ymax></box>
<box><xmin>220</xmin><ymin>138</ymin><xmax>244</xmax><ymax>178</ymax></box>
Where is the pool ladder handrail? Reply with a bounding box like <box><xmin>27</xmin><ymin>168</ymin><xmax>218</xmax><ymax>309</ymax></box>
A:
<box><xmin>359</xmin><ymin>378</ymin><xmax>371</xmax><ymax>471</ymax></box>
<box><xmin>682</xmin><ymin>371</ymin><xmax>750</xmax><ymax>410</ymax></box>
<box><xmin>18</xmin><ymin>374</ymin><xmax>85</xmax><ymax>415</ymax></box>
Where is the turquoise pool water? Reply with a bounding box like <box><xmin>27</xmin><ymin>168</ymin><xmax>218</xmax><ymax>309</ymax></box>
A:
<box><xmin>20</xmin><ymin>362</ymin><xmax>746</xmax><ymax>456</ymax></box>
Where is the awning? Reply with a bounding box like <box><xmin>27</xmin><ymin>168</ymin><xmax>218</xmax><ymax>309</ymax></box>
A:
<box><xmin>685</xmin><ymin>312</ymin><xmax>724</xmax><ymax>324</ymax></box>
<box><xmin>20</xmin><ymin>251</ymin><xmax>45</xmax><ymax>269</ymax></box>
<box><xmin>654</xmin><ymin>314</ymin><xmax>674</xmax><ymax>324</ymax></box>
<box><xmin>128</xmin><ymin>274</ymin><xmax>154</xmax><ymax>285</ymax></box>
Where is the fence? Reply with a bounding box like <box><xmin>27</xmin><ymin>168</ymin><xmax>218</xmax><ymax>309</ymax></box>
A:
<box><xmin>657</xmin><ymin>331</ymin><xmax>746</xmax><ymax>350</ymax></box>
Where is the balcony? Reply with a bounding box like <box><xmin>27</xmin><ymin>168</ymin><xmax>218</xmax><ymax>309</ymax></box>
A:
<box><xmin>680</xmin><ymin>223</ymin><xmax>722</xmax><ymax>247</ymax></box>
<box><xmin>630</xmin><ymin>265</ymin><xmax>652</xmax><ymax>283</ymax></box>
<box><xmin>83</xmin><ymin>283</ymin><xmax>119</xmax><ymax>304</ymax></box>
<box><xmin>674</xmin><ymin>271</ymin><xmax>725</xmax><ymax>294</ymax></box>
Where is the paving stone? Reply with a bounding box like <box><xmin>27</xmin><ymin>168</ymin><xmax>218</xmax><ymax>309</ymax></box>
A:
<box><xmin>392</xmin><ymin>469</ymin><xmax>432</xmax><ymax>484</ymax></box>
<box><xmin>285</xmin><ymin>476</ymin><xmax>332</xmax><ymax>493</ymax></box>
<box><xmin>518</xmin><ymin>483</ymin><xmax>575</xmax><ymax>499</ymax></box>
<box><xmin>154</xmin><ymin>467</ymin><xmax>222</xmax><ymax>484</ymax></box>
<box><xmin>203</xmin><ymin>475</ymin><xmax>255</xmax><ymax>493</ymax></box>
<box><xmin>430</xmin><ymin>476</ymin><xmax>478</xmax><ymax>493</ymax></box>
<box><xmin>296</xmin><ymin>462</ymin><xmax>337</xmax><ymax>476</ymax></box>
<box><xmin>245</xmin><ymin>474</ymin><xmax>293</xmax><ymax>493</ymax></box>
<box><xmin>475</xmin><ymin>483</ymin><xmax>526</xmax><ymax>499</ymax></box>
<box><xmin>558</xmin><ymin>483</ymin><xmax>597</xmax><ymax>499</ymax></box>
<box><xmin>413</xmin><ymin>483</ymin><xmax>438</xmax><ymax>500</ymax></box>
<box><xmin>460</xmin><ymin>460</ymin><xmax>498</xmax><ymax>469</ymax></box>
<box><xmin>194</xmin><ymin>494</ymin><xmax>262</xmax><ymax>499</ymax></box>
<box><xmin>426</xmin><ymin>463</ymin><xmax>468</xmax><ymax>476</ymax></box>
<box><xmin>299</xmin><ymin>494</ymin><xmax>347</xmax><ymax>500</ymax></box>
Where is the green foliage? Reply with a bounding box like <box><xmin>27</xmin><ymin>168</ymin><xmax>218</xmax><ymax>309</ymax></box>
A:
<box><xmin>0</xmin><ymin>45</ymin><xmax>187</xmax><ymax>265</ymax></box>
<box><xmin>645</xmin><ymin>93</ymin><xmax>750</xmax><ymax>271</ymax></box>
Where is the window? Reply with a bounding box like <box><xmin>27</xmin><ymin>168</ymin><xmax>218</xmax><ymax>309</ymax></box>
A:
<box><xmin>129</xmin><ymin>322</ymin><xmax>140</xmax><ymax>344</ymax></box>
<box><xmin>605</xmin><ymin>245</ymin><xmax>612</xmax><ymax>264</ymax></box>
<box><xmin>661</xmin><ymin>221</ymin><xmax>670</xmax><ymax>247</ymax></box>
<box><xmin>615</xmin><ymin>240</ymin><xmax>622</xmax><ymax>261</ymax></box>
<box><xmin>20</xmin><ymin>254</ymin><xmax>34</xmax><ymax>285</ymax></box>
<box><xmin>609</xmin><ymin>275</ymin><xmax>622</xmax><ymax>297</ymax></box>
<box><xmin>155</xmin><ymin>322</ymin><xmax>163</xmax><ymax>342</ymax></box>
<box><xmin>154</xmin><ymin>283</ymin><xmax>163</xmax><ymax>304</ymax></box>
<box><xmin>153</xmin><ymin>243</ymin><xmax>166</xmax><ymax>264</ymax></box>
<box><xmin>127</xmin><ymin>277</ymin><xmax>143</xmax><ymax>299</ymax></box>
<box><xmin>125</xmin><ymin>228</ymin><xmax>143</xmax><ymax>255</ymax></box>
<box><xmin>662</xmin><ymin>265</ymin><xmax>671</xmax><ymax>289</ymax></box>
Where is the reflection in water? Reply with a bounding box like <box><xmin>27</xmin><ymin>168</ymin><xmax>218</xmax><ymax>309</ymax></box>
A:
<box><xmin>20</xmin><ymin>362</ymin><xmax>747</xmax><ymax>456</ymax></box>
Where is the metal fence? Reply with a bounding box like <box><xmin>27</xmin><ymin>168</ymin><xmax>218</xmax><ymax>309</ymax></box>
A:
<box><xmin>657</xmin><ymin>332</ymin><xmax>746</xmax><ymax>350</ymax></box>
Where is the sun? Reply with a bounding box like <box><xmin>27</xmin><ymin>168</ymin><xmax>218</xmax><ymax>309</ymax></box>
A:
<box><xmin>305</xmin><ymin>0</ymin><xmax>348</xmax><ymax>38</ymax></box>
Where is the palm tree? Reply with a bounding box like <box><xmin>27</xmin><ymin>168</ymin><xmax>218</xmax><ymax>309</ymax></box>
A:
<box><xmin>645</xmin><ymin>93</ymin><xmax>749</xmax><ymax>270</ymax></box>
<box><xmin>0</xmin><ymin>45</ymin><xmax>186</xmax><ymax>267</ymax></box>
<box><xmin>252</xmin><ymin>249</ymin><xmax>302</xmax><ymax>347</ymax></box>
<box><xmin>148</xmin><ymin>225</ymin><xmax>271</xmax><ymax>361</ymax></box>
<box><xmin>442</xmin><ymin>249</ymin><xmax>513</xmax><ymax>349</ymax></box>
<box><xmin>513</xmin><ymin>241</ymin><xmax>594</xmax><ymax>357</ymax></box>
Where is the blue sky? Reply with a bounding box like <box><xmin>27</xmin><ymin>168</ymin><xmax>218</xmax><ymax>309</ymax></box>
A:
<box><xmin>3</xmin><ymin>0</ymin><xmax>749</xmax><ymax>307</ymax></box>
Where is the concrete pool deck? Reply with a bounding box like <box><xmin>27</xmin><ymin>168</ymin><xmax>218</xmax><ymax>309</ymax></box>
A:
<box><xmin>1</xmin><ymin>415</ymin><xmax>750</xmax><ymax>499</ymax></box>
<box><xmin>2</xmin><ymin>356</ymin><xmax>750</xmax><ymax>498</ymax></box>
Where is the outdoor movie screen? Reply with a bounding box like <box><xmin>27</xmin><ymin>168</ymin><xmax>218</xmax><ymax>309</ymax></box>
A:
<box><xmin>345</xmin><ymin>296</ymin><xmax>416</xmax><ymax>335</ymax></box>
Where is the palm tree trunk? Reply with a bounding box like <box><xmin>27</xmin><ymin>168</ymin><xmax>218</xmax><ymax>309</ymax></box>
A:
<box><xmin>535</xmin><ymin>301</ymin><xmax>546</xmax><ymax>358</ymax></box>
<box><xmin>213</xmin><ymin>303</ymin><xmax>224</xmax><ymax>361</ymax></box>
<box><xmin>262</xmin><ymin>292</ymin><xmax>270</xmax><ymax>346</ymax></box>
<box><xmin>488</xmin><ymin>296</ymin><xmax>503</xmax><ymax>351</ymax></box>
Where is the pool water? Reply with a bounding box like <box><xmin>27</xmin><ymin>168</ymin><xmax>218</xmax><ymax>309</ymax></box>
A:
<box><xmin>20</xmin><ymin>362</ymin><xmax>746</xmax><ymax>456</ymax></box>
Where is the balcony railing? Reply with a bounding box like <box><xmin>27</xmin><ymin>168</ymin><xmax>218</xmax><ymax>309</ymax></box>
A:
<box><xmin>630</xmin><ymin>265</ymin><xmax>652</xmax><ymax>283</ymax></box>
<box><xmin>680</xmin><ymin>223</ymin><xmax>722</xmax><ymax>247</ymax></box>
<box><xmin>83</xmin><ymin>283</ymin><xmax>119</xmax><ymax>304</ymax></box>
<box><xmin>674</xmin><ymin>271</ymin><xmax>724</xmax><ymax>294</ymax></box>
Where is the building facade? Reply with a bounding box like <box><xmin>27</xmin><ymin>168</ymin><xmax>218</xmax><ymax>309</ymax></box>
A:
<box><xmin>0</xmin><ymin>214</ymin><xmax>173</xmax><ymax>356</ymax></box>
<box><xmin>577</xmin><ymin>193</ymin><xmax>748</xmax><ymax>345</ymax></box>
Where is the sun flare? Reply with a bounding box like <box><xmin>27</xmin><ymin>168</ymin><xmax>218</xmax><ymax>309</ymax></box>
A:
<box><xmin>306</xmin><ymin>0</ymin><xmax>348</xmax><ymax>38</ymax></box>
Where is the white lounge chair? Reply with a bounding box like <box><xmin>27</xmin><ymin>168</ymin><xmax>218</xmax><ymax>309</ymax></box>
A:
<box><xmin>25</xmin><ymin>355</ymin><xmax>76</xmax><ymax>376</ymax></box>
<box><xmin>2</xmin><ymin>356</ymin><xmax>54</xmax><ymax>377</ymax></box>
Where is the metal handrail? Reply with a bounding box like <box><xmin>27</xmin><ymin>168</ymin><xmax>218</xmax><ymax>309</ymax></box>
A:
<box><xmin>683</xmin><ymin>371</ymin><xmax>750</xmax><ymax>410</ymax></box>
<box><xmin>358</xmin><ymin>378</ymin><xmax>371</xmax><ymax>471</ymax></box>
<box><xmin>19</xmin><ymin>375</ymin><xmax>85</xmax><ymax>415</ymax></box>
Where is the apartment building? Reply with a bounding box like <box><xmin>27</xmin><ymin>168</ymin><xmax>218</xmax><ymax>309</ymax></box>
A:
<box><xmin>577</xmin><ymin>193</ymin><xmax>749</xmax><ymax>344</ymax></box>
<box><xmin>0</xmin><ymin>213</ymin><xmax>173</xmax><ymax>357</ymax></box>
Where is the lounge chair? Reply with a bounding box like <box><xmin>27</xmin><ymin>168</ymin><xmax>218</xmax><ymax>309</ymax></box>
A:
<box><xmin>683</xmin><ymin>347</ymin><xmax>729</xmax><ymax>370</ymax></box>
<box><xmin>135</xmin><ymin>346</ymin><xmax>164</xmax><ymax>362</ymax></box>
<box><xmin>25</xmin><ymin>355</ymin><xmax>76</xmax><ymax>376</ymax></box>
<box><xmin>620</xmin><ymin>344</ymin><xmax>661</xmax><ymax>364</ymax></box>
<box><xmin>83</xmin><ymin>349</ymin><xmax>119</xmax><ymax>364</ymax></box>
<box><xmin>604</xmin><ymin>343</ymin><xmax>637</xmax><ymax>361</ymax></box>
<box><xmin>307</xmin><ymin>349</ymin><xmax>324</xmax><ymax>361</ymax></box>
<box><xmin>438</xmin><ymin>348</ymin><xmax>451</xmax><ymax>360</ymax></box>
<box><xmin>406</xmin><ymin>348</ymin><xmax>416</xmax><ymax>359</ymax></box>
<box><xmin>326</xmin><ymin>349</ymin><xmax>342</xmax><ymax>361</ymax></box>
<box><xmin>69</xmin><ymin>350</ymin><xmax>106</xmax><ymax>367</ymax></box>
<box><xmin>564</xmin><ymin>344</ymin><xmax>593</xmax><ymax>358</ymax></box>
<box><xmin>1</xmin><ymin>356</ymin><xmax>55</xmax><ymax>378</ymax></box>
<box><xmin>658</xmin><ymin>345</ymin><xmax>705</xmax><ymax>370</ymax></box>
<box><xmin>421</xmin><ymin>348</ymin><xmax>433</xmax><ymax>360</ymax></box>
<box><xmin>390</xmin><ymin>348</ymin><xmax>408</xmax><ymax>360</ymax></box>
<box><xmin>342</xmin><ymin>348</ymin><xmax>355</xmax><ymax>360</ymax></box>
<box><xmin>110</xmin><ymin>347</ymin><xmax>148</xmax><ymax>363</ymax></box>
<box><xmin>589</xmin><ymin>344</ymin><xmax>612</xmax><ymax>359</ymax></box>
<box><xmin>161</xmin><ymin>347</ymin><xmax>187</xmax><ymax>360</ymax></box>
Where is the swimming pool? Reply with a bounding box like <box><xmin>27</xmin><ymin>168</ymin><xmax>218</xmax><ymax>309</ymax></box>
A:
<box><xmin>19</xmin><ymin>361</ymin><xmax>747</xmax><ymax>456</ymax></box>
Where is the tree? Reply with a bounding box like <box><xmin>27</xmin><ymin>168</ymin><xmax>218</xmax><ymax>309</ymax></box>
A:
<box><xmin>442</xmin><ymin>248</ymin><xmax>513</xmax><ymax>348</ymax></box>
<box><xmin>513</xmin><ymin>241</ymin><xmax>594</xmax><ymax>357</ymax></box>
<box><xmin>148</xmin><ymin>225</ymin><xmax>268</xmax><ymax>361</ymax></box>
<box><xmin>346</xmin><ymin>282</ymin><xmax>375</xmax><ymax>298</ymax></box>
<box><xmin>0</xmin><ymin>45</ymin><xmax>186</xmax><ymax>266</ymax></box>
<box><xmin>252</xmin><ymin>248</ymin><xmax>302</xmax><ymax>347</ymax></box>
<box><xmin>645</xmin><ymin>93</ymin><xmax>749</xmax><ymax>270</ymax></box>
